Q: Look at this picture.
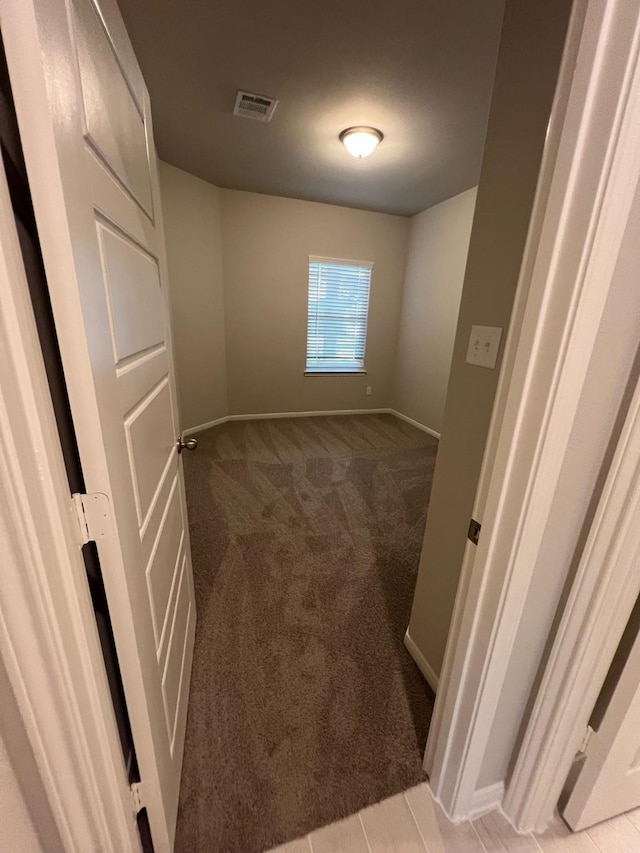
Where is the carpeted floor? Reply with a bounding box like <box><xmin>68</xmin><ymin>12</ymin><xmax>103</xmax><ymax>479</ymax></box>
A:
<box><xmin>175</xmin><ymin>413</ymin><xmax>438</xmax><ymax>853</ymax></box>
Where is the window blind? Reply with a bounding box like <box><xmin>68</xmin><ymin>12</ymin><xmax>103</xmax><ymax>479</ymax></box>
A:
<box><xmin>306</xmin><ymin>257</ymin><xmax>372</xmax><ymax>372</ymax></box>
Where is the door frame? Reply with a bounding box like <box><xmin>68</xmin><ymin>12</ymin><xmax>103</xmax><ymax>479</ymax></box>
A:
<box><xmin>0</xmin><ymin>114</ymin><xmax>139</xmax><ymax>852</ymax></box>
<box><xmin>426</xmin><ymin>0</ymin><xmax>640</xmax><ymax>828</ymax></box>
<box><xmin>2</xmin><ymin>0</ymin><xmax>640</xmax><ymax>848</ymax></box>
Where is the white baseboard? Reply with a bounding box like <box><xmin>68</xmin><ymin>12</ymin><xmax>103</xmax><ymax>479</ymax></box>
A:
<box><xmin>468</xmin><ymin>782</ymin><xmax>505</xmax><ymax>819</ymax></box>
<box><xmin>183</xmin><ymin>408</ymin><xmax>389</xmax><ymax>435</ymax></box>
<box><xmin>183</xmin><ymin>416</ymin><xmax>228</xmax><ymax>437</ymax></box>
<box><xmin>404</xmin><ymin>629</ymin><xmax>439</xmax><ymax>692</ymax></box>
<box><xmin>183</xmin><ymin>408</ymin><xmax>442</xmax><ymax>440</ymax></box>
<box><xmin>228</xmin><ymin>408</ymin><xmax>389</xmax><ymax>421</ymax></box>
<box><xmin>388</xmin><ymin>409</ymin><xmax>441</xmax><ymax>440</ymax></box>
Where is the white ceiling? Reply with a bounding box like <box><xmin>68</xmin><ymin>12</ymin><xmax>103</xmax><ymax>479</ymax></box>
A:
<box><xmin>117</xmin><ymin>0</ymin><xmax>505</xmax><ymax>217</ymax></box>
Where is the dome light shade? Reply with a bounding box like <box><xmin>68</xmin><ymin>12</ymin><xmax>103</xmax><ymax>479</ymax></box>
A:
<box><xmin>340</xmin><ymin>126</ymin><xmax>383</xmax><ymax>159</ymax></box>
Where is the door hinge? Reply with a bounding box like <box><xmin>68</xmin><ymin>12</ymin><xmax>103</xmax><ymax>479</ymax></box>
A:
<box><xmin>468</xmin><ymin>518</ymin><xmax>482</xmax><ymax>545</ymax></box>
<box><xmin>71</xmin><ymin>492</ymin><xmax>111</xmax><ymax>545</ymax></box>
<box><xmin>578</xmin><ymin>724</ymin><xmax>595</xmax><ymax>756</ymax></box>
<box><xmin>130</xmin><ymin>781</ymin><xmax>144</xmax><ymax>814</ymax></box>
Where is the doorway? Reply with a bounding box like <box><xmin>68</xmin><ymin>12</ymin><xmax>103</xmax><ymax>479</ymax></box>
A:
<box><xmin>3</xmin><ymin>1</ymin><xmax>640</xmax><ymax>852</ymax></box>
<box><xmin>147</xmin><ymin>0</ymin><xmax>575</xmax><ymax>847</ymax></box>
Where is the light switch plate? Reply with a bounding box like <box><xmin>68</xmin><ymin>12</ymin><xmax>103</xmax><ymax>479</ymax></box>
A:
<box><xmin>465</xmin><ymin>325</ymin><xmax>503</xmax><ymax>369</ymax></box>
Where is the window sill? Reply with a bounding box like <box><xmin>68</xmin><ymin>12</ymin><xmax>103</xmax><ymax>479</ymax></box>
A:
<box><xmin>304</xmin><ymin>370</ymin><xmax>367</xmax><ymax>376</ymax></box>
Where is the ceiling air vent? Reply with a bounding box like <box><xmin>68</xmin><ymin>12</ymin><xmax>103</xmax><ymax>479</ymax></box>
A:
<box><xmin>233</xmin><ymin>90</ymin><xmax>278</xmax><ymax>122</ymax></box>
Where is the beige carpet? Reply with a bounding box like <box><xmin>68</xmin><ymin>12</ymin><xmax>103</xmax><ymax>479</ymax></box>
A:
<box><xmin>175</xmin><ymin>413</ymin><xmax>437</xmax><ymax>853</ymax></box>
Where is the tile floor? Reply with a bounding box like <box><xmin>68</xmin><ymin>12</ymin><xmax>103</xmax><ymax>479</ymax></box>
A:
<box><xmin>268</xmin><ymin>783</ymin><xmax>640</xmax><ymax>853</ymax></box>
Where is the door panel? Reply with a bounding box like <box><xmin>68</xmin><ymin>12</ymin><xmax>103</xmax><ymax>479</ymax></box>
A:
<box><xmin>141</xmin><ymin>450</ymin><xmax>179</xmax><ymax>563</ymax></box>
<box><xmin>162</xmin><ymin>556</ymin><xmax>192</xmax><ymax>746</ymax></box>
<box><xmin>158</xmin><ymin>548</ymin><xmax>187</xmax><ymax>670</ymax></box>
<box><xmin>125</xmin><ymin>378</ymin><xmax>176</xmax><ymax>526</ymax></box>
<box><xmin>73</xmin><ymin>0</ymin><xmax>153</xmax><ymax>214</ymax></box>
<box><xmin>3</xmin><ymin>0</ymin><xmax>196</xmax><ymax>849</ymax></box>
<box><xmin>147</xmin><ymin>477</ymin><xmax>184</xmax><ymax>647</ymax></box>
<box><xmin>118</xmin><ymin>347</ymin><xmax>170</xmax><ymax>417</ymax></box>
<box><xmin>563</xmin><ymin>622</ymin><xmax>640</xmax><ymax>829</ymax></box>
<box><xmin>99</xmin><ymin>223</ymin><xmax>165</xmax><ymax>362</ymax></box>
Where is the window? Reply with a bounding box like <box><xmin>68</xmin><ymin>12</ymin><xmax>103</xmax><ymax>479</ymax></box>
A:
<box><xmin>305</xmin><ymin>256</ymin><xmax>372</xmax><ymax>373</ymax></box>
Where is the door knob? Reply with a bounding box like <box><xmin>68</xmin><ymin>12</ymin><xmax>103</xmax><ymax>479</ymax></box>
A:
<box><xmin>176</xmin><ymin>436</ymin><xmax>198</xmax><ymax>454</ymax></box>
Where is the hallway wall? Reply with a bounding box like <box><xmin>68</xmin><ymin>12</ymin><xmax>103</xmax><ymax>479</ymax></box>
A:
<box><xmin>159</xmin><ymin>161</ymin><xmax>228</xmax><ymax>429</ymax></box>
<box><xmin>0</xmin><ymin>656</ymin><xmax>62</xmax><ymax>852</ymax></box>
<box><xmin>406</xmin><ymin>0</ymin><xmax>574</xmax><ymax>683</ymax></box>
<box><xmin>392</xmin><ymin>188</ymin><xmax>477</xmax><ymax>435</ymax></box>
<box><xmin>0</xmin><ymin>734</ymin><xmax>43</xmax><ymax>853</ymax></box>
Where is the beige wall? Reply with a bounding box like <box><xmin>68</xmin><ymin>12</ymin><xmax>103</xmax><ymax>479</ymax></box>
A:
<box><xmin>219</xmin><ymin>189</ymin><xmax>410</xmax><ymax>415</ymax></box>
<box><xmin>159</xmin><ymin>171</ymin><xmax>475</xmax><ymax>428</ymax></box>
<box><xmin>407</xmin><ymin>0</ymin><xmax>574</xmax><ymax>676</ymax></box>
<box><xmin>393</xmin><ymin>188</ymin><xmax>477</xmax><ymax>433</ymax></box>
<box><xmin>0</xmin><ymin>735</ymin><xmax>44</xmax><ymax>853</ymax></box>
<box><xmin>159</xmin><ymin>161</ymin><xmax>228</xmax><ymax>430</ymax></box>
<box><xmin>0</xmin><ymin>657</ymin><xmax>62</xmax><ymax>852</ymax></box>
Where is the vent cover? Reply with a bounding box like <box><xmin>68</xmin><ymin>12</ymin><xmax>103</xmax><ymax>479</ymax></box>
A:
<box><xmin>233</xmin><ymin>90</ymin><xmax>278</xmax><ymax>122</ymax></box>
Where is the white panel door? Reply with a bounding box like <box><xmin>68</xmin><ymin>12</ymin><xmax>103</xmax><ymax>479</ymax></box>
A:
<box><xmin>563</xmin><ymin>626</ymin><xmax>640</xmax><ymax>830</ymax></box>
<box><xmin>2</xmin><ymin>0</ymin><xmax>196</xmax><ymax>849</ymax></box>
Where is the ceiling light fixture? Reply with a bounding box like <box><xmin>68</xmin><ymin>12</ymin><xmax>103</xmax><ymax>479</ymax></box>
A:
<box><xmin>339</xmin><ymin>126</ymin><xmax>383</xmax><ymax>159</ymax></box>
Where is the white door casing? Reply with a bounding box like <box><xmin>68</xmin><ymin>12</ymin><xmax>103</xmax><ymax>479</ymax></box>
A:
<box><xmin>505</xmin><ymin>303</ymin><xmax>640</xmax><ymax>831</ymax></box>
<box><xmin>1</xmin><ymin>0</ymin><xmax>196</xmax><ymax>849</ymax></box>
<box><xmin>500</xmin><ymin>0</ymin><xmax>640</xmax><ymax>832</ymax></box>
